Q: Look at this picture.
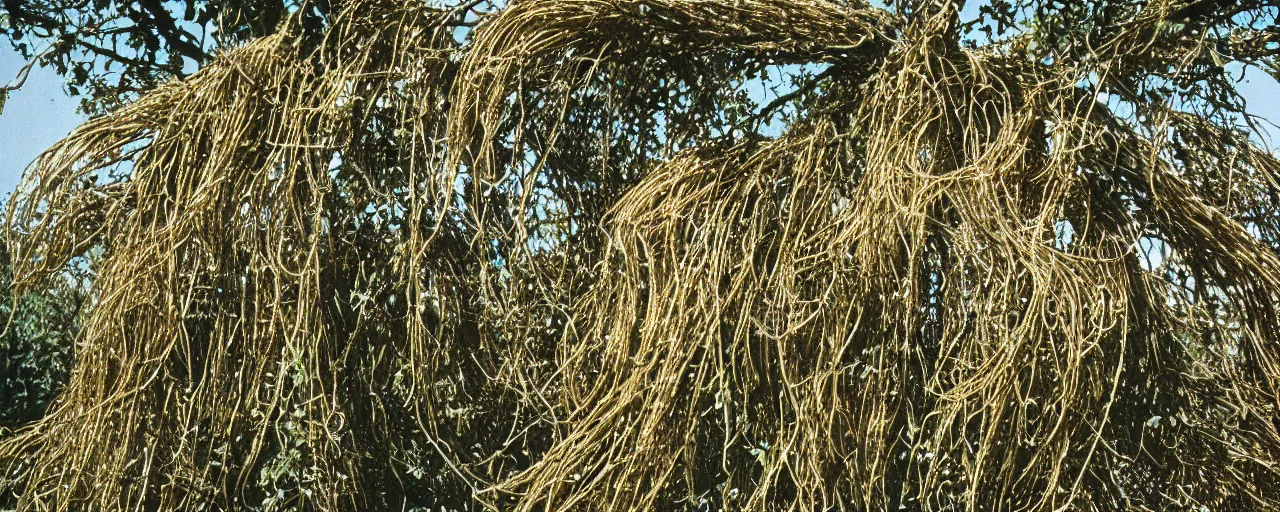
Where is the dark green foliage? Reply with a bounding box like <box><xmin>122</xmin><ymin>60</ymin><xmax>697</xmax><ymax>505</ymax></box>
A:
<box><xmin>0</xmin><ymin>240</ymin><xmax>84</xmax><ymax>429</ymax></box>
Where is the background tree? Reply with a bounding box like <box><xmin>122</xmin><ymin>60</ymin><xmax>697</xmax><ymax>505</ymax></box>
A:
<box><xmin>0</xmin><ymin>237</ymin><xmax>85</xmax><ymax>429</ymax></box>
<box><xmin>2</xmin><ymin>0</ymin><xmax>1280</xmax><ymax>510</ymax></box>
<box><xmin>1</xmin><ymin>0</ymin><xmax>328</xmax><ymax>114</ymax></box>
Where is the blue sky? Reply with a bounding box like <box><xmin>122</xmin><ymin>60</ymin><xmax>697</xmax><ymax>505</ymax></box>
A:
<box><xmin>1</xmin><ymin>47</ymin><xmax>86</xmax><ymax>199</ymax></box>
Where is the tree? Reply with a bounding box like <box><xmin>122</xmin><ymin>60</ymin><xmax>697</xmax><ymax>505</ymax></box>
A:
<box><xmin>0</xmin><ymin>236</ymin><xmax>85</xmax><ymax>429</ymax></box>
<box><xmin>2</xmin><ymin>0</ymin><xmax>1280</xmax><ymax>509</ymax></box>
<box><xmin>0</xmin><ymin>0</ymin><xmax>327</xmax><ymax>114</ymax></box>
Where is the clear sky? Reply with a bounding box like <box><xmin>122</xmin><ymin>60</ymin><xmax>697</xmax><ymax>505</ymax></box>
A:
<box><xmin>2</xmin><ymin>20</ymin><xmax>1280</xmax><ymax>200</ymax></box>
<box><xmin>0</xmin><ymin>47</ymin><xmax>86</xmax><ymax>200</ymax></box>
